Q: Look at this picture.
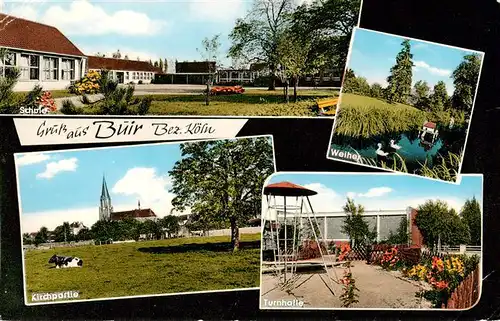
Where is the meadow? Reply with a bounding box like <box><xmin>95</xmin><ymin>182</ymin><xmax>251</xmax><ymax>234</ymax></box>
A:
<box><xmin>74</xmin><ymin>88</ymin><xmax>338</xmax><ymax>116</ymax></box>
<box><xmin>24</xmin><ymin>233</ymin><xmax>261</xmax><ymax>303</ymax></box>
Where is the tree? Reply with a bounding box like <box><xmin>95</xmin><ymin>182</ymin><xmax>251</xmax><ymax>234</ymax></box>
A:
<box><xmin>112</xmin><ymin>50</ymin><xmax>122</xmax><ymax>59</ymax></box>
<box><xmin>369</xmin><ymin>83</ymin><xmax>383</xmax><ymax>99</ymax></box>
<box><xmin>198</xmin><ymin>34</ymin><xmax>221</xmax><ymax>106</ymax></box>
<box><xmin>159</xmin><ymin>59</ymin><xmax>164</xmax><ymax>72</ymax></box>
<box><xmin>161</xmin><ymin>215</ymin><xmax>180</xmax><ymax>238</ymax></box>
<box><xmin>413</xmin><ymin>80</ymin><xmax>430</xmax><ymax>109</ymax></box>
<box><xmin>460</xmin><ymin>197</ymin><xmax>481</xmax><ymax>246</ymax></box>
<box><xmin>76</xmin><ymin>228</ymin><xmax>92</xmax><ymax>241</ymax></box>
<box><xmin>33</xmin><ymin>226</ymin><xmax>49</xmax><ymax>245</ymax></box>
<box><xmin>386</xmin><ymin>39</ymin><xmax>414</xmax><ymax>104</ymax></box>
<box><xmin>228</xmin><ymin>0</ymin><xmax>294</xmax><ymax>90</ymax></box>
<box><xmin>124</xmin><ymin>55</ymin><xmax>129</xmax><ymax>60</ymax></box>
<box><xmin>164</xmin><ymin>58</ymin><xmax>169</xmax><ymax>73</ymax></box>
<box><xmin>429</xmin><ymin>81</ymin><xmax>449</xmax><ymax>112</ymax></box>
<box><xmin>386</xmin><ymin>217</ymin><xmax>409</xmax><ymax>245</ymax></box>
<box><xmin>53</xmin><ymin>222</ymin><xmax>73</xmax><ymax>242</ymax></box>
<box><xmin>415</xmin><ymin>200</ymin><xmax>471</xmax><ymax>249</ymax></box>
<box><xmin>341</xmin><ymin>198</ymin><xmax>376</xmax><ymax>247</ymax></box>
<box><xmin>22</xmin><ymin>233</ymin><xmax>32</xmax><ymax>245</ymax></box>
<box><xmin>277</xmin><ymin>27</ymin><xmax>324</xmax><ymax>102</ymax></box>
<box><xmin>95</xmin><ymin>52</ymin><xmax>106</xmax><ymax>57</ymax></box>
<box><xmin>141</xmin><ymin>220</ymin><xmax>162</xmax><ymax>240</ymax></box>
<box><xmin>169</xmin><ymin>137</ymin><xmax>274</xmax><ymax>251</ymax></box>
<box><xmin>291</xmin><ymin>0</ymin><xmax>361</xmax><ymax>78</ymax></box>
<box><xmin>451</xmin><ymin>54</ymin><xmax>482</xmax><ymax>112</ymax></box>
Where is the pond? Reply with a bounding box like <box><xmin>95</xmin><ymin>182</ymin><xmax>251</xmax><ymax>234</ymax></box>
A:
<box><xmin>329</xmin><ymin>127</ymin><xmax>466</xmax><ymax>172</ymax></box>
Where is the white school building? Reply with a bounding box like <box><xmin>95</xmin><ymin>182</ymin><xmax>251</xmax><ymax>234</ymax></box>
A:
<box><xmin>0</xmin><ymin>13</ymin><xmax>163</xmax><ymax>91</ymax></box>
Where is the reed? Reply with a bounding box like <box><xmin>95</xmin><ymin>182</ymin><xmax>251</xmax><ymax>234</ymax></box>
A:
<box><xmin>418</xmin><ymin>151</ymin><xmax>462</xmax><ymax>182</ymax></box>
<box><xmin>335</xmin><ymin>94</ymin><xmax>466</xmax><ymax>138</ymax></box>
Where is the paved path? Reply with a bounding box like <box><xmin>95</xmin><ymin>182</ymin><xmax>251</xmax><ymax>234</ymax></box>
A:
<box><xmin>260</xmin><ymin>262</ymin><xmax>433</xmax><ymax>309</ymax></box>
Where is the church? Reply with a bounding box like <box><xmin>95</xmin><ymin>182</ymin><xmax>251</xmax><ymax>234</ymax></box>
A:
<box><xmin>99</xmin><ymin>176</ymin><xmax>158</xmax><ymax>222</ymax></box>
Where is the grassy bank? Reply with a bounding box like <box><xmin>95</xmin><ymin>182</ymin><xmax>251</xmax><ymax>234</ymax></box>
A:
<box><xmin>24</xmin><ymin>233</ymin><xmax>261</xmax><ymax>302</ymax></box>
<box><xmin>336</xmin><ymin>94</ymin><xmax>465</xmax><ymax>138</ymax></box>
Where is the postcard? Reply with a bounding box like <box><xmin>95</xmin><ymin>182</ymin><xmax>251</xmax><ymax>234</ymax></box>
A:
<box><xmin>259</xmin><ymin>172</ymin><xmax>483</xmax><ymax>310</ymax></box>
<box><xmin>327</xmin><ymin>28</ymin><xmax>484</xmax><ymax>183</ymax></box>
<box><xmin>0</xmin><ymin>0</ymin><xmax>362</xmax><ymax>117</ymax></box>
<box><xmin>15</xmin><ymin>135</ymin><xmax>275</xmax><ymax>305</ymax></box>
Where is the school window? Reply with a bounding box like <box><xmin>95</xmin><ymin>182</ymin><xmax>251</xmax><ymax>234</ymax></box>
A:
<box><xmin>43</xmin><ymin>57</ymin><xmax>59</xmax><ymax>80</ymax></box>
<box><xmin>61</xmin><ymin>59</ymin><xmax>75</xmax><ymax>80</ymax></box>
<box><xmin>20</xmin><ymin>54</ymin><xmax>40</xmax><ymax>80</ymax></box>
<box><xmin>0</xmin><ymin>52</ymin><xmax>17</xmax><ymax>78</ymax></box>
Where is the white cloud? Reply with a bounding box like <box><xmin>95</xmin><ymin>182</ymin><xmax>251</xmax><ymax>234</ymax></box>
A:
<box><xmin>7</xmin><ymin>0</ymin><xmax>168</xmax><ymax>36</ymax></box>
<box><xmin>413</xmin><ymin>60</ymin><xmax>451</xmax><ymax>77</ymax></box>
<box><xmin>347</xmin><ymin>187</ymin><xmax>393</xmax><ymax>199</ymax></box>
<box><xmin>37</xmin><ymin>157</ymin><xmax>78</xmax><ymax>179</ymax></box>
<box><xmin>8</xmin><ymin>4</ymin><xmax>38</xmax><ymax>21</ymax></box>
<box><xmin>359</xmin><ymin>187</ymin><xmax>393</xmax><ymax>198</ymax></box>
<box><xmin>188</xmin><ymin>0</ymin><xmax>245</xmax><ymax>22</ymax></box>
<box><xmin>112</xmin><ymin>167</ymin><xmax>174</xmax><ymax>213</ymax></box>
<box><xmin>16</xmin><ymin>153</ymin><xmax>50</xmax><ymax>166</ymax></box>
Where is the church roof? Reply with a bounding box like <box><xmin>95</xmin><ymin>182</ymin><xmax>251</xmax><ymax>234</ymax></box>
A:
<box><xmin>110</xmin><ymin>208</ymin><xmax>157</xmax><ymax>221</ymax></box>
<box><xmin>101</xmin><ymin>175</ymin><xmax>111</xmax><ymax>200</ymax></box>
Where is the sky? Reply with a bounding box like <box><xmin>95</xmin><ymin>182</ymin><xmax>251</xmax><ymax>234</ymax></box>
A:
<box><xmin>15</xmin><ymin>142</ymin><xmax>185</xmax><ymax>233</ymax></box>
<box><xmin>1</xmin><ymin>0</ymin><xmax>312</xmax><ymax>70</ymax></box>
<box><xmin>348</xmin><ymin>28</ymin><xmax>484</xmax><ymax>96</ymax></box>
<box><xmin>264</xmin><ymin>173</ymin><xmax>483</xmax><ymax>214</ymax></box>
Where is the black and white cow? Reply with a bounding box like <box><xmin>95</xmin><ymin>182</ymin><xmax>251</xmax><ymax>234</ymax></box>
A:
<box><xmin>48</xmin><ymin>254</ymin><xmax>83</xmax><ymax>268</ymax></box>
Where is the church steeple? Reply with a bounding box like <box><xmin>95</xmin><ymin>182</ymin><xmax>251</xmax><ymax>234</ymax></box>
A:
<box><xmin>99</xmin><ymin>175</ymin><xmax>113</xmax><ymax>221</ymax></box>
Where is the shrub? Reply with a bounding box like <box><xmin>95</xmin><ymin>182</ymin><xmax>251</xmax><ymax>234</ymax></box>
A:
<box><xmin>69</xmin><ymin>70</ymin><xmax>101</xmax><ymax>94</ymax></box>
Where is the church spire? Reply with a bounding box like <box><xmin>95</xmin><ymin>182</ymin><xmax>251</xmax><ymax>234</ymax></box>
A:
<box><xmin>99</xmin><ymin>174</ymin><xmax>113</xmax><ymax>221</ymax></box>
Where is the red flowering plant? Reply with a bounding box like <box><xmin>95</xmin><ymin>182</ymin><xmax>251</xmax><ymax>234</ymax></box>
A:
<box><xmin>209</xmin><ymin>85</ymin><xmax>245</xmax><ymax>96</ymax></box>
<box><xmin>37</xmin><ymin>91</ymin><xmax>57</xmax><ymax>113</ymax></box>
<box><xmin>379</xmin><ymin>246</ymin><xmax>404</xmax><ymax>270</ymax></box>
<box><xmin>338</xmin><ymin>243</ymin><xmax>359</xmax><ymax>307</ymax></box>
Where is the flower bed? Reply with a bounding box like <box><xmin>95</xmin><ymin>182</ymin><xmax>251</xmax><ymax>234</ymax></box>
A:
<box><xmin>209</xmin><ymin>85</ymin><xmax>245</xmax><ymax>96</ymax></box>
<box><xmin>37</xmin><ymin>91</ymin><xmax>57</xmax><ymax>112</ymax></box>
<box><xmin>70</xmin><ymin>70</ymin><xmax>101</xmax><ymax>95</ymax></box>
<box><xmin>375</xmin><ymin>245</ymin><xmax>480</xmax><ymax>307</ymax></box>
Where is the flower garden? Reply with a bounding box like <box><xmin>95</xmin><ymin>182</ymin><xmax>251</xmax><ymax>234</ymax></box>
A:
<box><xmin>209</xmin><ymin>85</ymin><xmax>245</xmax><ymax>96</ymax></box>
<box><xmin>375</xmin><ymin>245</ymin><xmax>480</xmax><ymax>308</ymax></box>
<box><xmin>270</xmin><ymin>239</ymin><xmax>480</xmax><ymax>309</ymax></box>
<box><xmin>69</xmin><ymin>70</ymin><xmax>101</xmax><ymax>95</ymax></box>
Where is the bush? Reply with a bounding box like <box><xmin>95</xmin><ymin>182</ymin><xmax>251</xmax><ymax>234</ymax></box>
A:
<box><xmin>69</xmin><ymin>70</ymin><xmax>101</xmax><ymax>94</ymax></box>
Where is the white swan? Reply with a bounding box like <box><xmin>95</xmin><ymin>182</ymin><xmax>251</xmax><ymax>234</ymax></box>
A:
<box><xmin>389</xmin><ymin>139</ymin><xmax>401</xmax><ymax>150</ymax></box>
<box><xmin>376</xmin><ymin>143</ymin><xmax>389</xmax><ymax>156</ymax></box>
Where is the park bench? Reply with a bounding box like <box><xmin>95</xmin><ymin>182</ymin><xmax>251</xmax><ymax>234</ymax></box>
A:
<box><xmin>316</xmin><ymin>98</ymin><xmax>338</xmax><ymax>116</ymax></box>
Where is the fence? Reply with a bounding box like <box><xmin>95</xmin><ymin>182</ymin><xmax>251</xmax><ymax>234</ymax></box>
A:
<box><xmin>442</xmin><ymin>265</ymin><xmax>481</xmax><ymax>309</ymax></box>
<box><xmin>24</xmin><ymin>240</ymin><xmax>95</xmax><ymax>251</ymax></box>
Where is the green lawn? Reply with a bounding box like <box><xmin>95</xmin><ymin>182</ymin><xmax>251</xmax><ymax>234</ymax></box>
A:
<box><xmin>17</xmin><ymin>89</ymin><xmax>76</xmax><ymax>99</ymax></box>
<box><xmin>74</xmin><ymin>89</ymin><xmax>337</xmax><ymax>116</ymax></box>
<box><xmin>24</xmin><ymin>233</ymin><xmax>261</xmax><ymax>303</ymax></box>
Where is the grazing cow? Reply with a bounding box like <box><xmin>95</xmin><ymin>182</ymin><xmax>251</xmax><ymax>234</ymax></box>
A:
<box><xmin>48</xmin><ymin>254</ymin><xmax>83</xmax><ymax>268</ymax></box>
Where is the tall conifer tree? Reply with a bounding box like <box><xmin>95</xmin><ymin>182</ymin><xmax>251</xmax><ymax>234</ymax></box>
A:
<box><xmin>386</xmin><ymin>39</ymin><xmax>414</xmax><ymax>103</ymax></box>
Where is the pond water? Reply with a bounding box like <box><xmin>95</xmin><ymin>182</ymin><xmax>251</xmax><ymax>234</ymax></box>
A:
<box><xmin>329</xmin><ymin>128</ymin><xmax>464</xmax><ymax>171</ymax></box>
